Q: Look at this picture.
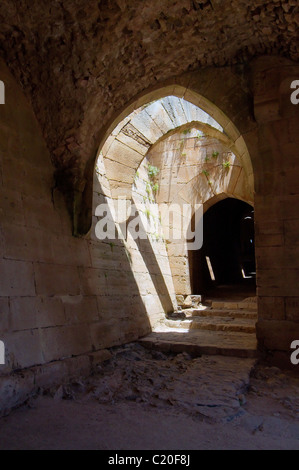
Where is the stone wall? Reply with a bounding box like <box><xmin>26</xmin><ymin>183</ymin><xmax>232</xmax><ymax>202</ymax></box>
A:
<box><xmin>93</xmin><ymin>149</ymin><xmax>177</xmax><ymax>328</ymax></box>
<box><xmin>96</xmin><ymin>96</ymin><xmax>253</xmax><ymax>308</ymax></box>
<box><xmin>0</xmin><ymin>50</ymin><xmax>299</xmax><ymax>418</ymax></box>
<box><xmin>147</xmin><ymin>128</ymin><xmax>253</xmax><ymax>300</ymax></box>
<box><xmin>252</xmin><ymin>57</ymin><xmax>299</xmax><ymax>366</ymax></box>
<box><xmin>0</xmin><ymin>59</ymin><xmax>151</xmax><ymax>390</ymax></box>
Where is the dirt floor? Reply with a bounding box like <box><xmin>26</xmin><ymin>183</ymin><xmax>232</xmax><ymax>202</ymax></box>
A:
<box><xmin>0</xmin><ymin>342</ymin><xmax>299</xmax><ymax>450</ymax></box>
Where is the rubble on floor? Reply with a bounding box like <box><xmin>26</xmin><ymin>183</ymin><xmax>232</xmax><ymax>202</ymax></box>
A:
<box><xmin>0</xmin><ymin>342</ymin><xmax>299</xmax><ymax>449</ymax></box>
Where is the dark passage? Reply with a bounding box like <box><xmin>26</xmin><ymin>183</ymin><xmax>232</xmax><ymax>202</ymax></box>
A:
<box><xmin>189</xmin><ymin>198</ymin><xmax>256</xmax><ymax>297</ymax></box>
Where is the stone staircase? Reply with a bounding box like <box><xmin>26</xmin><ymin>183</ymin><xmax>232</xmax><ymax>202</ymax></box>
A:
<box><xmin>139</xmin><ymin>297</ymin><xmax>258</xmax><ymax>358</ymax></box>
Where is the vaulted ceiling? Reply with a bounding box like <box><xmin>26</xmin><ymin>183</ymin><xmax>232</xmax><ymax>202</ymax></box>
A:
<box><xmin>0</xmin><ymin>0</ymin><xmax>297</xmax><ymax>193</ymax></box>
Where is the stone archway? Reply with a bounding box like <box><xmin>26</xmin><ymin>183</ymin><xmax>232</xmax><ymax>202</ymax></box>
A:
<box><xmin>92</xmin><ymin>91</ymin><xmax>255</xmax><ymax>329</ymax></box>
<box><xmin>86</xmin><ymin>57</ymin><xmax>299</xmax><ymax>363</ymax></box>
<box><xmin>142</xmin><ymin>118</ymin><xmax>254</xmax><ymax>304</ymax></box>
<box><xmin>95</xmin><ymin>88</ymin><xmax>254</xmax><ymax>201</ymax></box>
<box><xmin>75</xmin><ymin>68</ymin><xmax>257</xmax><ymax>236</ymax></box>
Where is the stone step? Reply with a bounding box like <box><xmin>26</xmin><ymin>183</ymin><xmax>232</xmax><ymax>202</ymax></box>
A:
<box><xmin>185</xmin><ymin>307</ymin><xmax>257</xmax><ymax>320</ymax></box>
<box><xmin>139</xmin><ymin>329</ymin><xmax>257</xmax><ymax>359</ymax></box>
<box><xmin>165</xmin><ymin>316</ymin><xmax>256</xmax><ymax>334</ymax></box>
<box><xmin>203</xmin><ymin>297</ymin><xmax>257</xmax><ymax>311</ymax></box>
<box><xmin>210</xmin><ymin>301</ymin><xmax>257</xmax><ymax>311</ymax></box>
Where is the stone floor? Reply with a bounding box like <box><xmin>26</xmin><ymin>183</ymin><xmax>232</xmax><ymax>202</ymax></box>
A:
<box><xmin>142</xmin><ymin>297</ymin><xmax>258</xmax><ymax>358</ymax></box>
<box><xmin>0</xmin><ymin>342</ymin><xmax>298</xmax><ymax>450</ymax></box>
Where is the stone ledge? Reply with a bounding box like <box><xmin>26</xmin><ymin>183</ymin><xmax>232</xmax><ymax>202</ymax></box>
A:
<box><xmin>0</xmin><ymin>349</ymin><xmax>112</xmax><ymax>417</ymax></box>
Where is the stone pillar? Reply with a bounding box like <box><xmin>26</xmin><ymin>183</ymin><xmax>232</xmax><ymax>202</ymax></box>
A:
<box><xmin>252</xmin><ymin>57</ymin><xmax>299</xmax><ymax>366</ymax></box>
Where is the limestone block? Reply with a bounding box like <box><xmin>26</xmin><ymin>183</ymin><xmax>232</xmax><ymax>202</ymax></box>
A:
<box><xmin>233</xmin><ymin>169</ymin><xmax>253</xmax><ymax>201</ymax></box>
<box><xmin>78</xmin><ymin>267</ymin><xmax>106</xmax><ymax>295</ymax></box>
<box><xmin>51</xmin><ymin>234</ymin><xmax>91</xmax><ymax>267</ymax></box>
<box><xmin>0</xmin><ymin>188</ymin><xmax>25</xmax><ymax>226</ymax></box>
<box><xmin>183</xmin><ymin>88</ymin><xmax>219</xmax><ymax>123</ymax></box>
<box><xmin>106</xmin><ymin>139</ymin><xmax>144</xmax><ymax>168</ymax></box>
<box><xmin>183</xmin><ymin>295</ymin><xmax>193</xmax><ymax>308</ymax></box>
<box><xmin>79</xmin><ymin>266</ymin><xmax>138</xmax><ymax>297</ymax></box>
<box><xmin>285</xmin><ymin>169</ymin><xmax>299</xmax><ymax>196</ymax></box>
<box><xmin>257</xmin><ymin>269</ymin><xmax>299</xmax><ymax>297</ymax></box>
<box><xmin>172</xmin><ymin>275</ymin><xmax>191</xmax><ymax>296</ymax></box>
<box><xmin>130</xmin><ymin>108</ymin><xmax>163</xmax><ymax>144</ymax></box>
<box><xmin>256</xmin><ymin>320</ymin><xmax>299</xmax><ymax>352</ymax></box>
<box><xmin>35</xmin><ymin>263</ymin><xmax>81</xmax><ymax>296</ymax></box>
<box><xmin>105</xmin><ymin>160</ymin><xmax>135</xmax><ymax>185</ymax></box>
<box><xmin>165</xmin><ymin>242</ymin><xmax>187</xmax><ymax>257</ymax></box>
<box><xmin>63</xmin><ymin>295</ymin><xmax>99</xmax><ymax>324</ymax></box>
<box><xmin>176</xmin><ymin>295</ymin><xmax>185</xmax><ymax>306</ymax></box>
<box><xmin>2</xmin><ymin>223</ymin><xmax>54</xmax><ymax>264</ymax></box>
<box><xmin>169</xmin><ymin>260</ymin><xmax>189</xmax><ymax>277</ymax></box>
<box><xmin>176</xmin><ymin>165</ymin><xmax>200</xmax><ymax>184</ymax></box>
<box><xmin>256</xmin><ymin>246</ymin><xmax>299</xmax><ymax>270</ymax></box>
<box><xmin>89</xmin><ymin>242</ymin><xmax>128</xmax><ymax>270</ymax></box>
<box><xmin>10</xmin><ymin>296</ymin><xmax>66</xmax><ymax>330</ymax></box>
<box><xmin>5</xmin><ymin>329</ymin><xmax>43</xmax><ymax>369</ymax></box>
<box><xmin>285</xmin><ymin>297</ymin><xmax>299</xmax><ymax>322</ymax></box>
<box><xmin>109</xmin><ymin>181</ymin><xmax>132</xmax><ymax>198</ymax></box>
<box><xmin>0</xmin><ymin>298</ymin><xmax>9</xmax><ymax>332</ymax></box>
<box><xmin>0</xmin><ymin>259</ymin><xmax>35</xmax><ymax>296</ymax></box>
<box><xmin>89</xmin><ymin>320</ymin><xmax>123</xmax><ymax>350</ymax></box>
<box><xmin>211</xmin><ymin>302</ymin><xmax>225</xmax><ymax>309</ymax></box>
<box><xmin>22</xmin><ymin>195</ymin><xmax>61</xmax><ymax>233</ymax></box>
<box><xmin>145</xmin><ymin>101</ymin><xmax>175</xmax><ymax>134</ymax></box>
<box><xmin>101</xmin><ymin>134</ymin><xmax>115</xmax><ymax>156</ymax></box>
<box><xmin>40</xmin><ymin>325</ymin><xmax>93</xmax><ymax>363</ymax></box>
<box><xmin>258</xmin><ymin>296</ymin><xmax>285</xmax><ymax>321</ymax></box>
<box><xmin>191</xmin><ymin>295</ymin><xmax>202</xmax><ymax>306</ymax></box>
<box><xmin>2</xmin><ymin>158</ymin><xmax>50</xmax><ymax>199</ymax></box>
<box><xmin>284</xmin><ymin>219</ymin><xmax>299</xmax><ymax>246</ymax></box>
<box><xmin>255</xmin><ymin>233</ymin><xmax>284</xmax><ymax>248</ymax></box>
<box><xmin>116</xmin><ymin>131</ymin><xmax>150</xmax><ymax>156</ymax></box>
<box><xmin>254</xmin><ymin>194</ymin><xmax>282</xmax><ymax>220</ymax></box>
<box><xmin>159</xmin><ymin>97</ymin><xmax>187</xmax><ymax>129</ymax></box>
<box><xmin>141</xmin><ymin>293</ymin><xmax>164</xmax><ymax>316</ymax></box>
<box><xmin>180</xmin><ymin>100</ymin><xmax>206</xmax><ymax>126</ymax></box>
<box><xmin>101</xmin><ymin>269</ymin><xmax>137</xmax><ymax>293</ymax></box>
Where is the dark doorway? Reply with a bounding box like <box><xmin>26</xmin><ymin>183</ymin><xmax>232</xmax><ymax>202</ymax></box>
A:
<box><xmin>189</xmin><ymin>198</ymin><xmax>256</xmax><ymax>298</ymax></box>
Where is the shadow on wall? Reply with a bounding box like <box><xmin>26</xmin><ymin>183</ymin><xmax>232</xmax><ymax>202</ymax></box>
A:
<box><xmin>0</xmin><ymin>58</ymin><xmax>153</xmax><ymax>375</ymax></box>
<box><xmin>128</xmin><ymin>206</ymin><xmax>175</xmax><ymax>315</ymax></box>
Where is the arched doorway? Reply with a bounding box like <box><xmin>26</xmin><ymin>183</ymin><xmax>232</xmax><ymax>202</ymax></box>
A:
<box><xmin>90</xmin><ymin>83</ymin><xmax>258</xmax><ymax>356</ymax></box>
<box><xmin>190</xmin><ymin>198</ymin><xmax>256</xmax><ymax>300</ymax></box>
<box><xmin>89</xmin><ymin>77</ymin><xmax>257</xmax><ymax>328</ymax></box>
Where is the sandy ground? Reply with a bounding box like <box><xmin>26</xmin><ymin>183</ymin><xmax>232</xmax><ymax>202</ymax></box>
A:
<box><xmin>0</xmin><ymin>342</ymin><xmax>299</xmax><ymax>450</ymax></box>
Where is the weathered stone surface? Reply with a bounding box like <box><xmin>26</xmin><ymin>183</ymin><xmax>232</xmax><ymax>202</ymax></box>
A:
<box><xmin>10</xmin><ymin>296</ymin><xmax>66</xmax><ymax>331</ymax></box>
<box><xmin>256</xmin><ymin>320</ymin><xmax>299</xmax><ymax>352</ymax></box>
<box><xmin>144</xmin><ymin>128</ymin><xmax>252</xmax><ymax>297</ymax></box>
<box><xmin>4</xmin><ymin>329</ymin><xmax>44</xmax><ymax>370</ymax></box>
<box><xmin>0</xmin><ymin>1</ymin><xmax>297</xmax><ymax>186</ymax></box>
<box><xmin>40</xmin><ymin>325</ymin><xmax>93</xmax><ymax>363</ymax></box>
<box><xmin>35</xmin><ymin>264</ymin><xmax>81</xmax><ymax>296</ymax></box>
<box><xmin>0</xmin><ymin>370</ymin><xmax>35</xmax><ymax>417</ymax></box>
<box><xmin>0</xmin><ymin>3</ymin><xmax>298</xmax><ymax>416</ymax></box>
<box><xmin>183</xmin><ymin>295</ymin><xmax>193</xmax><ymax>308</ymax></box>
<box><xmin>0</xmin><ymin>260</ymin><xmax>35</xmax><ymax>297</ymax></box>
<box><xmin>176</xmin><ymin>295</ymin><xmax>185</xmax><ymax>307</ymax></box>
<box><xmin>0</xmin><ymin>348</ymin><xmax>115</xmax><ymax>416</ymax></box>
